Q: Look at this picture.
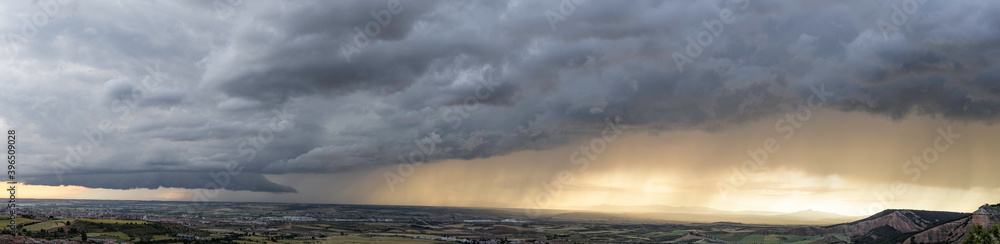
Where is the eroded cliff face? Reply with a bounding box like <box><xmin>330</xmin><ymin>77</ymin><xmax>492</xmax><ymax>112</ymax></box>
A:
<box><xmin>970</xmin><ymin>204</ymin><xmax>1000</xmax><ymax>227</ymax></box>
<box><xmin>823</xmin><ymin>209</ymin><xmax>971</xmax><ymax>243</ymax></box>
<box><xmin>902</xmin><ymin>204</ymin><xmax>1000</xmax><ymax>244</ymax></box>
<box><xmin>828</xmin><ymin>210</ymin><xmax>935</xmax><ymax>237</ymax></box>
<box><xmin>901</xmin><ymin>218</ymin><xmax>970</xmax><ymax>244</ymax></box>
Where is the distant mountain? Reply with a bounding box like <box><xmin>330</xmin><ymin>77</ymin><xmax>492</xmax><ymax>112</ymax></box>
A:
<box><xmin>581</xmin><ymin>204</ymin><xmax>729</xmax><ymax>215</ymax></box>
<box><xmin>781</xmin><ymin>209</ymin><xmax>855</xmax><ymax>221</ymax></box>
<box><xmin>565</xmin><ymin>205</ymin><xmax>855</xmax><ymax>225</ymax></box>
<box><xmin>823</xmin><ymin>204</ymin><xmax>1000</xmax><ymax>243</ymax></box>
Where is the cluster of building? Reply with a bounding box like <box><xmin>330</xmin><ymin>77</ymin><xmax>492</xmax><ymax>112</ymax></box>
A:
<box><xmin>462</xmin><ymin>219</ymin><xmax>527</xmax><ymax>223</ymax></box>
<box><xmin>0</xmin><ymin>235</ymin><xmax>80</xmax><ymax>244</ymax></box>
<box><xmin>325</xmin><ymin>218</ymin><xmax>394</xmax><ymax>222</ymax></box>
<box><xmin>18</xmin><ymin>202</ymin><xmax>322</xmax><ymax>229</ymax></box>
<box><xmin>258</xmin><ymin>216</ymin><xmax>317</xmax><ymax>222</ymax></box>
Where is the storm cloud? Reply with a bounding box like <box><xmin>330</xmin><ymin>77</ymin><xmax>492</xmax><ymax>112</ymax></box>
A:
<box><xmin>2</xmin><ymin>0</ymin><xmax>1000</xmax><ymax>193</ymax></box>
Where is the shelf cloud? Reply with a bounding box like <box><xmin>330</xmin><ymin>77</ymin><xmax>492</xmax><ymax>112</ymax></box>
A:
<box><xmin>2</xmin><ymin>0</ymin><xmax>999</xmax><ymax>193</ymax></box>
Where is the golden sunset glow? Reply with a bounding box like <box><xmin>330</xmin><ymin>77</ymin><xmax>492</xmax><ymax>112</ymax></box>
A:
<box><xmin>26</xmin><ymin>110</ymin><xmax>993</xmax><ymax>219</ymax></box>
<box><xmin>5</xmin><ymin>0</ymin><xmax>1000</xmax><ymax>243</ymax></box>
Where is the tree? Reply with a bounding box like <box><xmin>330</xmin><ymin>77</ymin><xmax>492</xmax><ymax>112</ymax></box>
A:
<box><xmin>81</xmin><ymin>231</ymin><xmax>87</xmax><ymax>242</ymax></box>
<box><xmin>965</xmin><ymin>224</ymin><xmax>1000</xmax><ymax>244</ymax></box>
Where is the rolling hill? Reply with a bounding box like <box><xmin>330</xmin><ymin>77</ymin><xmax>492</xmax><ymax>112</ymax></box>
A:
<box><xmin>822</xmin><ymin>204</ymin><xmax>1000</xmax><ymax>243</ymax></box>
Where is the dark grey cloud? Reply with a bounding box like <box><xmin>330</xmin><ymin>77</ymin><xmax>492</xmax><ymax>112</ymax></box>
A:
<box><xmin>2</xmin><ymin>0</ymin><xmax>1000</xmax><ymax>193</ymax></box>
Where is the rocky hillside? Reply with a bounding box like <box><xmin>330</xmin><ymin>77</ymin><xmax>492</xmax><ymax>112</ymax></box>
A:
<box><xmin>819</xmin><ymin>204</ymin><xmax>1000</xmax><ymax>243</ymax></box>
<box><xmin>825</xmin><ymin>209</ymin><xmax>969</xmax><ymax>243</ymax></box>
<box><xmin>901</xmin><ymin>204</ymin><xmax>1000</xmax><ymax>244</ymax></box>
<box><xmin>824</xmin><ymin>209</ymin><xmax>969</xmax><ymax>243</ymax></box>
<box><xmin>810</xmin><ymin>235</ymin><xmax>849</xmax><ymax>244</ymax></box>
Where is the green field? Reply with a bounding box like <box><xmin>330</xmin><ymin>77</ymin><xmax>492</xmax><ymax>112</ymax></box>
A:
<box><xmin>150</xmin><ymin>234</ymin><xmax>177</xmax><ymax>241</ymax></box>
<box><xmin>90</xmin><ymin>231</ymin><xmax>131</xmax><ymax>241</ymax></box>
<box><xmin>0</xmin><ymin>217</ymin><xmax>40</xmax><ymax>228</ymax></box>
<box><xmin>714</xmin><ymin>233</ymin><xmax>851</xmax><ymax>243</ymax></box>
<box><xmin>23</xmin><ymin>220</ymin><xmax>66</xmax><ymax>231</ymax></box>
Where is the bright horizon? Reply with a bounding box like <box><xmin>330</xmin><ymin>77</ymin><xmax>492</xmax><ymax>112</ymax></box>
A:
<box><xmin>16</xmin><ymin>111</ymin><xmax>1000</xmax><ymax>218</ymax></box>
<box><xmin>3</xmin><ymin>0</ymin><xmax>1000</xmax><ymax>223</ymax></box>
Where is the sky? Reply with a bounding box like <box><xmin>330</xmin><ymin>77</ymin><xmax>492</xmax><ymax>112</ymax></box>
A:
<box><xmin>2</xmin><ymin>0</ymin><xmax>1000</xmax><ymax>217</ymax></box>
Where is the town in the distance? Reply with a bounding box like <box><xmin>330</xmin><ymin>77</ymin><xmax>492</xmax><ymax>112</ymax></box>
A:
<box><xmin>0</xmin><ymin>199</ymin><xmax>996</xmax><ymax>243</ymax></box>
